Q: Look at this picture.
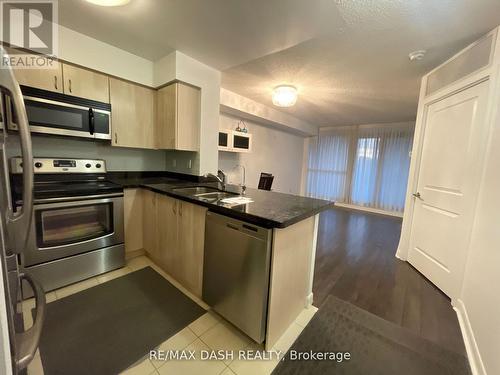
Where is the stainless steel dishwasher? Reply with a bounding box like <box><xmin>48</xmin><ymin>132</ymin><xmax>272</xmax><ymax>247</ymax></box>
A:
<box><xmin>203</xmin><ymin>211</ymin><xmax>272</xmax><ymax>343</ymax></box>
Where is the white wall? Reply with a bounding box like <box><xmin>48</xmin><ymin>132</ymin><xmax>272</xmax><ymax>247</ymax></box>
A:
<box><xmin>396</xmin><ymin>27</ymin><xmax>500</xmax><ymax>375</ymax></box>
<box><xmin>456</xmin><ymin>80</ymin><xmax>500</xmax><ymax>375</ymax></box>
<box><xmin>58</xmin><ymin>25</ymin><xmax>154</xmax><ymax>86</ymax></box>
<box><xmin>218</xmin><ymin>113</ymin><xmax>305</xmax><ymax>195</ymax></box>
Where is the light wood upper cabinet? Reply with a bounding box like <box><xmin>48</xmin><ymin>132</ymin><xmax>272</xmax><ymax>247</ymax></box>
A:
<box><xmin>109</xmin><ymin>77</ymin><xmax>156</xmax><ymax>149</ymax></box>
<box><xmin>13</xmin><ymin>63</ymin><xmax>63</xmax><ymax>93</ymax></box>
<box><xmin>62</xmin><ymin>64</ymin><xmax>110</xmax><ymax>103</ymax></box>
<box><xmin>5</xmin><ymin>47</ymin><xmax>63</xmax><ymax>92</ymax></box>
<box><xmin>156</xmin><ymin>82</ymin><xmax>201</xmax><ymax>151</ymax></box>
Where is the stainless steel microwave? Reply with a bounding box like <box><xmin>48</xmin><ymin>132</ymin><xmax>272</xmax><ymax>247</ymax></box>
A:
<box><xmin>7</xmin><ymin>86</ymin><xmax>111</xmax><ymax>140</ymax></box>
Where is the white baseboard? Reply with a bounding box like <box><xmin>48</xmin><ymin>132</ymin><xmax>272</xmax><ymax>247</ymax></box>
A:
<box><xmin>334</xmin><ymin>202</ymin><xmax>404</xmax><ymax>218</ymax></box>
<box><xmin>305</xmin><ymin>292</ymin><xmax>314</xmax><ymax>308</ymax></box>
<box><xmin>453</xmin><ymin>298</ymin><xmax>487</xmax><ymax>375</ymax></box>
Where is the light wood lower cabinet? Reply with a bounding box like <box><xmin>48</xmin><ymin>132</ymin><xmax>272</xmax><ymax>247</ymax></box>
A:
<box><xmin>156</xmin><ymin>194</ymin><xmax>178</xmax><ymax>274</ymax></box>
<box><xmin>174</xmin><ymin>199</ymin><xmax>207</xmax><ymax>296</ymax></box>
<box><xmin>110</xmin><ymin>77</ymin><xmax>156</xmax><ymax>149</ymax></box>
<box><xmin>123</xmin><ymin>189</ymin><xmax>144</xmax><ymax>254</ymax></box>
<box><xmin>140</xmin><ymin>191</ymin><xmax>206</xmax><ymax>297</ymax></box>
<box><xmin>142</xmin><ymin>189</ymin><xmax>158</xmax><ymax>257</ymax></box>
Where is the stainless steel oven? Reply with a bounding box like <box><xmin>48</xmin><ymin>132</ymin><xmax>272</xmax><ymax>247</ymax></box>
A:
<box><xmin>25</xmin><ymin>195</ymin><xmax>123</xmax><ymax>267</ymax></box>
<box><xmin>10</xmin><ymin>157</ymin><xmax>125</xmax><ymax>295</ymax></box>
<box><xmin>7</xmin><ymin>86</ymin><xmax>111</xmax><ymax>140</ymax></box>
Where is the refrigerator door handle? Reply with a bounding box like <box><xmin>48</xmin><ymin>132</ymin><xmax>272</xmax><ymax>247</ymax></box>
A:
<box><xmin>15</xmin><ymin>272</ymin><xmax>46</xmax><ymax>371</ymax></box>
<box><xmin>0</xmin><ymin>47</ymin><xmax>34</xmax><ymax>253</ymax></box>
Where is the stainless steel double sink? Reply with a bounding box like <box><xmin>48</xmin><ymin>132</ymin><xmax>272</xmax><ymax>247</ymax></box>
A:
<box><xmin>172</xmin><ymin>186</ymin><xmax>238</xmax><ymax>203</ymax></box>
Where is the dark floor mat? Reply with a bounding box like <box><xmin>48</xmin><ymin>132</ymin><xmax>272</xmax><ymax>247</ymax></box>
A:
<box><xmin>272</xmin><ymin>295</ymin><xmax>470</xmax><ymax>375</ymax></box>
<box><xmin>35</xmin><ymin>266</ymin><xmax>205</xmax><ymax>375</ymax></box>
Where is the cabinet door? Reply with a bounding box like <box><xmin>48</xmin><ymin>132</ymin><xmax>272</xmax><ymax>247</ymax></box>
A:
<box><xmin>156</xmin><ymin>82</ymin><xmax>200</xmax><ymax>151</ymax></box>
<box><xmin>62</xmin><ymin>63</ymin><xmax>110</xmax><ymax>103</ymax></box>
<box><xmin>142</xmin><ymin>189</ymin><xmax>158</xmax><ymax>258</ymax></box>
<box><xmin>177</xmin><ymin>200</ymin><xmax>207</xmax><ymax>296</ymax></box>
<box><xmin>110</xmin><ymin>77</ymin><xmax>155</xmax><ymax>149</ymax></box>
<box><xmin>156</xmin><ymin>194</ymin><xmax>178</xmax><ymax>273</ymax></box>
<box><xmin>5</xmin><ymin>47</ymin><xmax>63</xmax><ymax>93</ymax></box>
<box><xmin>176</xmin><ymin>83</ymin><xmax>200</xmax><ymax>151</ymax></box>
<box><xmin>13</xmin><ymin>65</ymin><xmax>63</xmax><ymax>93</ymax></box>
<box><xmin>124</xmin><ymin>189</ymin><xmax>143</xmax><ymax>254</ymax></box>
<box><xmin>156</xmin><ymin>84</ymin><xmax>176</xmax><ymax>149</ymax></box>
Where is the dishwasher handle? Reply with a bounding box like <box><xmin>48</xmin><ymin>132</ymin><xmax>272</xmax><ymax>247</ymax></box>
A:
<box><xmin>226</xmin><ymin>223</ymin><xmax>239</xmax><ymax>231</ymax></box>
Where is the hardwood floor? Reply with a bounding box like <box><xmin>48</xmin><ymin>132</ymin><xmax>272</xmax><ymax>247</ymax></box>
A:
<box><xmin>313</xmin><ymin>207</ymin><xmax>466</xmax><ymax>355</ymax></box>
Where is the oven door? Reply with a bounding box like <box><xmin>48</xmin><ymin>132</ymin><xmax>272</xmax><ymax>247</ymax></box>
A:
<box><xmin>22</xmin><ymin>194</ymin><xmax>124</xmax><ymax>267</ymax></box>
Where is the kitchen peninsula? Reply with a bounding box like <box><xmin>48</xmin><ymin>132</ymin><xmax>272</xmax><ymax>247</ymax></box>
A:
<box><xmin>113</xmin><ymin>174</ymin><xmax>334</xmax><ymax>349</ymax></box>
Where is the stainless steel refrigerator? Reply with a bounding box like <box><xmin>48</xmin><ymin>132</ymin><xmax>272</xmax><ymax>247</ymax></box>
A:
<box><xmin>0</xmin><ymin>46</ymin><xmax>46</xmax><ymax>375</ymax></box>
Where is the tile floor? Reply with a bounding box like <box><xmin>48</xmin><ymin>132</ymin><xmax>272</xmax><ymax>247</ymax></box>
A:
<box><xmin>22</xmin><ymin>255</ymin><xmax>318</xmax><ymax>375</ymax></box>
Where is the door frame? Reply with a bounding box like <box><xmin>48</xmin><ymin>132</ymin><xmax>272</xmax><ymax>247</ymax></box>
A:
<box><xmin>396</xmin><ymin>31</ymin><xmax>499</xmax><ymax>280</ymax></box>
<box><xmin>407</xmin><ymin>80</ymin><xmax>492</xmax><ymax>298</ymax></box>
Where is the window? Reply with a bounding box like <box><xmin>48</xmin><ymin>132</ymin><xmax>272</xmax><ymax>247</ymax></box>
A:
<box><xmin>306</xmin><ymin>127</ymin><xmax>352</xmax><ymax>202</ymax></box>
<box><xmin>306</xmin><ymin>124</ymin><xmax>414</xmax><ymax>213</ymax></box>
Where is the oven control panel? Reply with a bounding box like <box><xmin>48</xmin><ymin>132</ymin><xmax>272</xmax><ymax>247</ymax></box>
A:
<box><xmin>10</xmin><ymin>158</ymin><xmax>107</xmax><ymax>174</ymax></box>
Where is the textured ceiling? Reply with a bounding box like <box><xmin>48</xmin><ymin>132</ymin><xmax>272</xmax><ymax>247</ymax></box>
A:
<box><xmin>58</xmin><ymin>0</ymin><xmax>500</xmax><ymax>127</ymax></box>
<box><xmin>58</xmin><ymin>0</ymin><xmax>340</xmax><ymax>69</ymax></box>
<box><xmin>222</xmin><ymin>0</ymin><xmax>500</xmax><ymax>126</ymax></box>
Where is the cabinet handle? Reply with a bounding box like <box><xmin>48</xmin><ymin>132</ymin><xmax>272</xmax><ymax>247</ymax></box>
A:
<box><xmin>54</xmin><ymin>76</ymin><xmax>58</xmax><ymax>90</ymax></box>
<box><xmin>173</xmin><ymin>201</ymin><xmax>176</xmax><ymax>215</ymax></box>
<box><xmin>68</xmin><ymin>79</ymin><xmax>72</xmax><ymax>93</ymax></box>
<box><xmin>114</xmin><ymin>132</ymin><xmax>117</xmax><ymax>144</ymax></box>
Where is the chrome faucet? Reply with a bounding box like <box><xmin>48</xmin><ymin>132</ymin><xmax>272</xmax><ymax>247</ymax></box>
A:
<box><xmin>236</xmin><ymin>165</ymin><xmax>246</xmax><ymax>195</ymax></box>
<box><xmin>205</xmin><ymin>172</ymin><xmax>225</xmax><ymax>191</ymax></box>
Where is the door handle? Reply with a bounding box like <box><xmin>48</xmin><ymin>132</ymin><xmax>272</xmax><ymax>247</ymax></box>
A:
<box><xmin>0</xmin><ymin>47</ymin><xmax>34</xmax><ymax>253</ymax></box>
<box><xmin>89</xmin><ymin>108</ymin><xmax>95</xmax><ymax>135</ymax></box>
<box><xmin>15</xmin><ymin>272</ymin><xmax>46</xmax><ymax>371</ymax></box>
<box><xmin>412</xmin><ymin>192</ymin><xmax>423</xmax><ymax>200</ymax></box>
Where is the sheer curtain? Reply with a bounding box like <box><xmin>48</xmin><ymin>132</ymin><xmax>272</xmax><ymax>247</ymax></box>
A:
<box><xmin>306</xmin><ymin>127</ymin><xmax>353</xmax><ymax>201</ymax></box>
<box><xmin>306</xmin><ymin>123</ymin><xmax>414</xmax><ymax>213</ymax></box>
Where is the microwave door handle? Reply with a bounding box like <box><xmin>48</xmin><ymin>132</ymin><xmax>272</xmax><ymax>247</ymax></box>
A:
<box><xmin>15</xmin><ymin>272</ymin><xmax>46</xmax><ymax>371</ymax></box>
<box><xmin>0</xmin><ymin>47</ymin><xmax>34</xmax><ymax>253</ymax></box>
<box><xmin>89</xmin><ymin>108</ymin><xmax>95</xmax><ymax>135</ymax></box>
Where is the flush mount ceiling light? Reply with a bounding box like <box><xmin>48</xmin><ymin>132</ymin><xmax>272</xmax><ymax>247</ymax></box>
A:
<box><xmin>272</xmin><ymin>85</ymin><xmax>298</xmax><ymax>107</ymax></box>
<box><xmin>85</xmin><ymin>0</ymin><xmax>131</xmax><ymax>6</ymax></box>
<box><xmin>409</xmin><ymin>50</ymin><xmax>426</xmax><ymax>61</ymax></box>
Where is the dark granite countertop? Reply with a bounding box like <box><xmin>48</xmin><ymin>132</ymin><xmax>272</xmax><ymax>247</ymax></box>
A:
<box><xmin>109</xmin><ymin>174</ymin><xmax>334</xmax><ymax>229</ymax></box>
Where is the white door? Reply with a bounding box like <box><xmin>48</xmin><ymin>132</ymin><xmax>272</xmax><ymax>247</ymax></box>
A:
<box><xmin>408</xmin><ymin>80</ymin><xmax>490</xmax><ymax>298</ymax></box>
